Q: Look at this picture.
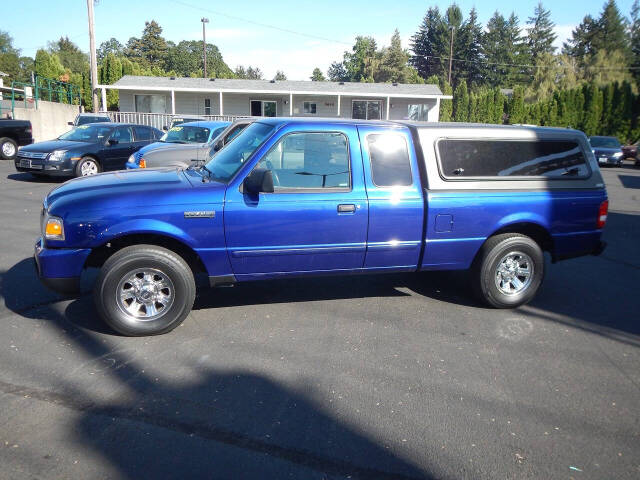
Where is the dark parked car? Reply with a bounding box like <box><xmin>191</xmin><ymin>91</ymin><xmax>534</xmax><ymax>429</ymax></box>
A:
<box><xmin>15</xmin><ymin>123</ymin><xmax>162</xmax><ymax>177</ymax></box>
<box><xmin>0</xmin><ymin>119</ymin><xmax>33</xmax><ymax>160</ymax></box>
<box><xmin>621</xmin><ymin>140</ymin><xmax>638</xmax><ymax>161</ymax></box>
<box><xmin>588</xmin><ymin>136</ymin><xmax>624</xmax><ymax>167</ymax></box>
<box><xmin>68</xmin><ymin>113</ymin><xmax>111</xmax><ymax>126</ymax></box>
<box><xmin>127</xmin><ymin>118</ymin><xmax>252</xmax><ymax>170</ymax></box>
<box><xmin>163</xmin><ymin>115</ymin><xmax>206</xmax><ymax>131</ymax></box>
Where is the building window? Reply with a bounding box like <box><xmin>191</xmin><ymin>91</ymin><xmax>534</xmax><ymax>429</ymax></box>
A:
<box><xmin>352</xmin><ymin>100</ymin><xmax>381</xmax><ymax>120</ymax></box>
<box><xmin>250</xmin><ymin>100</ymin><xmax>277</xmax><ymax>117</ymax></box>
<box><xmin>204</xmin><ymin>98</ymin><xmax>211</xmax><ymax>115</ymax></box>
<box><xmin>134</xmin><ymin>94</ymin><xmax>166</xmax><ymax>113</ymax></box>
<box><xmin>408</xmin><ymin>104</ymin><xmax>431</xmax><ymax>121</ymax></box>
<box><xmin>303</xmin><ymin>102</ymin><xmax>317</xmax><ymax>114</ymax></box>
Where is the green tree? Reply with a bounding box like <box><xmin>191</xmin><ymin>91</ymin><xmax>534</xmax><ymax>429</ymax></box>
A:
<box><xmin>507</xmin><ymin>86</ymin><xmax>526</xmax><ymax>123</ymax></box>
<box><xmin>0</xmin><ymin>30</ymin><xmax>31</xmax><ymax>83</ymax></box>
<box><xmin>439</xmin><ymin>79</ymin><xmax>453</xmax><ymax>121</ymax></box>
<box><xmin>125</xmin><ymin>21</ymin><xmax>168</xmax><ymax>70</ymax></box>
<box><xmin>99</xmin><ymin>53</ymin><xmax>122</xmax><ymax>109</ymax></box>
<box><xmin>584</xmin><ymin>49</ymin><xmax>634</xmax><ymax>85</ymax></box>
<box><xmin>582</xmin><ymin>82</ymin><xmax>604</xmax><ymax>135</ymax></box>
<box><xmin>342</xmin><ymin>36</ymin><xmax>379</xmax><ymax>82</ymax></box>
<box><xmin>310</xmin><ymin>67</ymin><xmax>325</xmax><ymax>81</ymax></box>
<box><xmin>273</xmin><ymin>70</ymin><xmax>287</xmax><ymax>81</ymax></box>
<box><xmin>483</xmin><ymin>12</ymin><xmax>531</xmax><ymax>87</ymax></box>
<box><xmin>410</xmin><ymin>7</ymin><xmax>447</xmax><ymax>80</ymax></box>
<box><xmin>377</xmin><ymin>29</ymin><xmax>411</xmax><ymax>83</ymax></box>
<box><xmin>454</xmin><ymin>7</ymin><xmax>484</xmax><ymax>86</ymax></box>
<box><xmin>527</xmin><ymin>2</ymin><xmax>557</xmax><ymax>62</ymax></box>
<box><xmin>164</xmin><ymin>40</ymin><xmax>233</xmax><ymax>78</ymax></box>
<box><xmin>453</xmin><ymin>81</ymin><xmax>469</xmax><ymax>121</ymax></box>
<box><xmin>594</xmin><ymin>0</ymin><xmax>630</xmax><ymax>57</ymax></box>
<box><xmin>234</xmin><ymin>65</ymin><xmax>263</xmax><ymax>79</ymax></box>
<box><xmin>97</xmin><ymin>38</ymin><xmax>123</xmax><ymax>62</ymax></box>
<box><xmin>48</xmin><ymin>37</ymin><xmax>87</xmax><ymax>73</ymax></box>
<box><xmin>327</xmin><ymin>61</ymin><xmax>348</xmax><ymax>81</ymax></box>
<box><xmin>630</xmin><ymin>0</ymin><xmax>640</xmax><ymax>85</ymax></box>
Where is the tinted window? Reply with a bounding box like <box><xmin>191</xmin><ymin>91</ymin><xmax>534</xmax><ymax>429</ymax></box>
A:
<box><xmin>112</xmin><ymin>127</ymin><xmax>133</xmax><ymax>143</ymax></box>
<box><xmin>437</xmin><ymin>139</ymin><xmax>589</xmax><ymax>178</ymax></box>
<box><xmin>133</xmin><ymin>126</ymin><xmax>151</xmax><ymax>141</ymax></box>
<box><xmin>257</xmin><ymin>132</ymin><xmax>350</xmax><ymax>190</ymax></box>
<box><xmin>367</xmin><ymin>134</ymin><xmax>412</xmax><ymax>186</ymax></box>
<box><xmin>161</xmin><ymin>125</ymin><xmax>210</xmax><ymax>144</ymax></box>
<box><xmin>77</xmin><ymin>116</ymin><xmax>109</xmax><ymax>125</ymax></box>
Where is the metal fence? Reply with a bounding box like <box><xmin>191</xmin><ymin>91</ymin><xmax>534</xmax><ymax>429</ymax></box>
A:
<box><xmin>101</xmin><ymin>111</ymin><xmax>247</xmax><ymax>130</ymax></box>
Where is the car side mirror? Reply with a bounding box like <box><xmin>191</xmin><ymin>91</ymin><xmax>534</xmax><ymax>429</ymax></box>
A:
<box><xmin>108</xmin><ymin>138</ymin><xmax>119</xmax><ymax>146</ymax></box>
<box><xmin>163</xmin><ymin>125</ymin><xmax>168</xmax><ymax>131</ymax></box>
<box><xmin>243</xmin><ymin>168</ymin><xmax>274</xmax><ymax>194</ymax></box>
<box><xmin>212</xmin><ymin>139</ymin><xmax>224</xmax><ymax>152</ymax></box>
<box><xmin>67</xmin><ymin>121</ymin><xmax>74</xmax><ymax>126</ymax></box>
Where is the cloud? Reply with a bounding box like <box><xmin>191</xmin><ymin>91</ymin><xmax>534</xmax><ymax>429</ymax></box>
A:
<box><xmin>553</xmin><ymin>25</ymin><xmax>576</xmax><ymax>50</ymax></box>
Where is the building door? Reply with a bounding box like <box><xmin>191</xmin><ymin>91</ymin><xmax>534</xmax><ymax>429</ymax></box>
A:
<box><xmin>352</xmin><ymin>100</ymin><xmax>382</xmax><ymax>120</ymax></box>
<box><xmin>250</xmin><ymin>100</ymin><xmax>277</xmax><ymax>117</ymax></box>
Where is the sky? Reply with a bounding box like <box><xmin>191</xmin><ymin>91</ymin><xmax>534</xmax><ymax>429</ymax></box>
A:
<box><xmin>2</xmin><ymin>0</ymin><xmax>637</xmax><ymax>80</ymax></box>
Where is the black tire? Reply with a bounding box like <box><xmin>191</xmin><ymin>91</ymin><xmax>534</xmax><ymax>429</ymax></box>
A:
<box><xmin>75</xmin><ymin>156</ymin><xmax>101</xmax><ymax>177</ymax></box>
<box><xmin>0</xmin><ymin>137</ymin><xmax>18</xmax><ymax>160</ymax></box>
<box><xmin>93</xmin><ymin>245</ymin><xmax>196</xmax><ymax>336</ymax></box>
<box><xmin>472</xmin><ymin>233</ymin><xmax>544</xmax><ymax>309</ymax></box>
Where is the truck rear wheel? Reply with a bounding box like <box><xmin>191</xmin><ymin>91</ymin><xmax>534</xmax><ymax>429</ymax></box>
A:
<box><xmin>0</xmin><ymin>137</ymin><xmax>18</xmax><ymax>160</ymax></box>
<box><xmin>93</xmin><ymin>245</ymin><xmax>196</xmax><ymax>336</ymax></box>
<box><xmin>472</xmin><ymin>233</ymin><xmax>544</xmax><ymax>309</ymax></box>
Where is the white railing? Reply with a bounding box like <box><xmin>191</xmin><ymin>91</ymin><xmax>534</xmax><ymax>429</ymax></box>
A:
<box><xmin>101</xmin><ymin>111</ymin><xmax>247</xmax><ymax>129</ymax></box>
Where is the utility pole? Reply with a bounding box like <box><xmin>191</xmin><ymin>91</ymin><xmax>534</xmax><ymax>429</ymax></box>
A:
<box><xmin>87</xmin><ymin>0</ymin><xmax>99</xmax><ymax>112</ymax></box>
<box><xmin>448</xmin><ymin>26</ymin><xmax>454</xmax><ymax>85</ymax></box>
<box><xmin>201</xmin><ymin>17</ymin><xmax>209</xmax><ymax>78</ymax></box>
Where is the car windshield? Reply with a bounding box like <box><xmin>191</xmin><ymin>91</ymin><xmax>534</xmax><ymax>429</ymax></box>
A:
<box><xmin>203</xmin><ymin>122</ymin><xmax>275</xmax><ymax>183</ymax></box>
<box><xmin>58</xmin><ymin>125</ymin><xmax>113</xmax><ymax>142</ymax></box>
<box><xmin>160</xmin><ymin>125</ymin><xmax>211</xmax><ymax>144</ymax></box>
<box><xmin>77</xmin><ymin>116</ymin><xmax>109</xmax><ymax>125</ymax></box>
<box><xmin>590</xmin><ymin>137</ymin><xmax>620</xmax><ymax>148</ymax></box>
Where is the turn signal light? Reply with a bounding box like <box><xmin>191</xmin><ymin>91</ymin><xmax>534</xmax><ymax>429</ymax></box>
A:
<box><xmin>139</xmin><ymin>159</ymin><xmax>146</xmax><ymax>168</ymax></box>
<box><xmin>596</xmin><ymin>200</ymin><xmax>608</xmax><ymax>229</ymax></box>
<box><xmin>44</xmin><ymin>217</ymin><xmax>64</xmax><ymax>240</ymax></box>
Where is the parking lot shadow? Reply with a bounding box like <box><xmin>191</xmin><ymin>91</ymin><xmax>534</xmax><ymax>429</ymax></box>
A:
<box><xmin>618</xmin><ymin>174</ymin><xmax>640</xmax><ymax>189</ymax></box>
<box><xmin>1</xmin><ymin>298</ymin><xmax>434</xmax><ymax>479</ymax></box>
<box><xmin>6</xmin><ymin>172</ymin><xmax>66</xmax><ymax>183</ymax></box>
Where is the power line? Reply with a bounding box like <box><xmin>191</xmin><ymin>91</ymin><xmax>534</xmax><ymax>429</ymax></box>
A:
<box><xmin>424</xmin><ymin>55</ymin><xmax>640</xmax><ymax>71</ymax></box>
<box><xmin>170</xmin><ymin>0</ymin><xmax>351</xmax><ymax>46</ymax></box>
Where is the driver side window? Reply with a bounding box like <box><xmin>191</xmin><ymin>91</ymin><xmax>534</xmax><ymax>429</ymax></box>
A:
<box><xmin>256</xmin><ymin>132</ymin><xmax>350</xmax><ymax>190</ymax></box>
<box><xmin>112</xmin><ymin>127</ymin><xmax>133</xmax><ymax>143</ymax></box>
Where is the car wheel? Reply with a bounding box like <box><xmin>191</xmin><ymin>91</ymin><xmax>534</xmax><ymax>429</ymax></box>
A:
<box><xmin>472</xmin><ymin>233</ymin><xmax>544</xmax><ymax>309</ymax></box>
<box><xmin>75</xmin><ymin>156</ymin><xmax>101</xmax><ymax>177</ymax></box>
<box><xmin>0</xmin><ymin>137</ymin><xmax>18</xmax><ymax>160</ymax></box>
<box><xmin>93</xmin><ymin>245</ymin><xmax>196</xmax><ymax>336</ymax></box>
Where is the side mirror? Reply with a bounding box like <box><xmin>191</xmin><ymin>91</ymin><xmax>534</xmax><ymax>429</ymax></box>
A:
<box><xmin>243</xmin><ymin>168</ymin><xmax>274</xmax><ymax>194</ymax></box>
<box><xmin>108</xmin><ymin>138</ymin><xmax>119</xmax><ymax>146</ymax></box>
<box><xmin>212</xmin><ymin>139</ymin><xmax>224</xmax><ymax>152</ymax></box>
<box><xmin>67</xmin><ymin>121</ymin><xmax>74</xmax><ymax>126</ymax></box>
<box><xmin>163</xmin><ymin>125</ymin><xmax>168</xmax><ymax>131</ymax></box>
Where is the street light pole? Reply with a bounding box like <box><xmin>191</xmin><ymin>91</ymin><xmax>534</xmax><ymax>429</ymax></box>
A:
<box><xmin>201</xmin><ymin>17</ymin><xmax>209</xmax><ymax>78</ymax></box>
<box><xmin>87</xmin><ymin>0</ymin><xmax>99</xmax><ymax>112</ymax></box>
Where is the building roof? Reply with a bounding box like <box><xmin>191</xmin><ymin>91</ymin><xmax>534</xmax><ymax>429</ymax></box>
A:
<box><xmin>108</xmin><ymin>75</ymin><xmax>445</xmax><ymax>98</ymax></box>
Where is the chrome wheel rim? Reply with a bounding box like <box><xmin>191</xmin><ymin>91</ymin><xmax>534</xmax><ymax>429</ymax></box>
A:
<box><xmin>494</xmin><ymin>251</ymin><xmax>534</xmax><ymax>295</ymax></box>
<box><xmin>116</xmin><ymin>268</ymin><xmax>174</xmax><ymax>321</ymax></box>
<box><xmin>2</xmin><ymin>142</ymin><xmax>16</xmax><ymax>157</ymax></box>
<box><xmin>81</xmin><ymin>160</ymin><xmax>98</xmax><ymax>176</ymax></box>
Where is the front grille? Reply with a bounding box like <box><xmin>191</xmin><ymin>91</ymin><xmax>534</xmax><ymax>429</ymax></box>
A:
<box><xmin>18</xmin><ymin>151</ymin><xmax>48</xmax><ymax>160</ymax></box>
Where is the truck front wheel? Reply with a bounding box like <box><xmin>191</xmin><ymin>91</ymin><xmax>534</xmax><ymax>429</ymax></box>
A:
<box><xmin>0</xmin><ymin>137</ymin><xmax>18</xmax><ymax>160</ymax></box>
<box><xmin>472</xmin><ymin>233</ymin><xmax>544</xmax><ymax>309</ymax></box>
<box><xmin>94</xmin><ymin>245</ymin><xmax>196</xmax><ymax>336</ymax></box>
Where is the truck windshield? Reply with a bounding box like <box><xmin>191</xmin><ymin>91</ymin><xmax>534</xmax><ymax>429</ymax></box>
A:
<box><xmin>161</xmin><ymin>125</ymin><xmax>211</xmax><ymax>144</ymax></box>
<box><xmin>203</xmin><ymin>122</ymin><xmax>275</xmax><ymax>183</ymax></box>
<box><xmin>58</xmin><ymin>125</ymin><xmax>113</xmax><ymax>142</ymax></box>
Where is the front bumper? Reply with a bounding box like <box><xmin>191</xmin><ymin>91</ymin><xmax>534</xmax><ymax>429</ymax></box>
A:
<box><xmin>34</xmin><ymin>237</ymin><xmax>91</xmax><ymax>294</ymax></box>
<box><xmin>597</xmin><ymin>156</ymin><xmax>623</xmax><ymax>166</ymax></box>
<box><xmin>15</xmin><ymin>157</ymin><xmax>75</xmax><ymax>176</ymax></box>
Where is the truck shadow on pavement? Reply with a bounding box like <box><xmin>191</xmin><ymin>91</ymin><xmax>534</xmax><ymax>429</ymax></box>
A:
<box><xmin>6</xmin><ymin>172</ymin><xmax>67</xmax><ymax>183</ymax></box>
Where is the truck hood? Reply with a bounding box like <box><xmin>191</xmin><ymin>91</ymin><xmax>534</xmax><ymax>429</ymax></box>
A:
<box><xmin>21</xmin><ymin>139</ymin><xmax>94</xmax><ymax>153</ymax></box>
<box><xmin>139</xmin><ymin>141</ymin><xmax>207</xmax><ymax>156</ymax></box>
<box><xmin>45</xmin><ymin>168</ymin><xmax>214</xmax><ymax>216</ymax></box>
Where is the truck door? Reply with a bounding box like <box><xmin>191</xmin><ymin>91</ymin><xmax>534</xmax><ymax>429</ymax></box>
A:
<box><xmin>223</xmin><ymin>124</ymin><xmax>368</xmax><ymax>278</ymax></box>
<box><xmin>357</xmin><ymin>125</ymin><xmax>425</xmax><ymax>270</ymax></box>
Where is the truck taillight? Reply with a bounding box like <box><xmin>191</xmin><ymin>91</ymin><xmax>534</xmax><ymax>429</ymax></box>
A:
<box><xmin>597</xmin><ymin>200</ymin><xmax>608</xmax><ymax>229</ymax></box>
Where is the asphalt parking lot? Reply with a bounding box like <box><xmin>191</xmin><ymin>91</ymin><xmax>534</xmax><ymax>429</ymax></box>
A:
<box><xmin>0</xmin><ymin>160</ymin><xmax>638</xmax><ymax>479</ymax></box>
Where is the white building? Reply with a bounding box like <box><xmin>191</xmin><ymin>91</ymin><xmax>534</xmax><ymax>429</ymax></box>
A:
<box><xmin>100</xmin><ymin>75</ymin><xmax>450</xmax><ymax>127</ymax></box>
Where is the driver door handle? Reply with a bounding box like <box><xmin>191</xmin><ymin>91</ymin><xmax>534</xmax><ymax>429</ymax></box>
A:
<box><xmin>337</xmin><ymin>204</ymin><xmax>356</xmax><ymax>213</ymax></box>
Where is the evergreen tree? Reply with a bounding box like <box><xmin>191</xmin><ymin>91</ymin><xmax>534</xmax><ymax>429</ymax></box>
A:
<box><xmin>273</xmin><ymin>70</ymin><xmax>287</xmax><ymax>81</ymax></box>
<box><xmin>454</xmin><ymin>7</ymin><xmax>484</xmax><ymax>86</ymax></box>
<box><xmin>440</xmin><ymin>80</ymin><xmax>453</xmax><ymax>121</ymax></box>
<box><xmin>47</xmin><ymin>37</ymin><xmax>87</xmax><ymax>74</ymax></box>
<box><xmin>343</xmin><ymin>36</ymin><xmax>379</xmax><ymax>82</ymax></box>
<box><xmin>593</xmin><ymin>0</ymin><xmax>630</xmax><ymax>56</ymax></box>
<box><xmin>310</xmin><ymin>68</ymin><xmax>326</xmax><ymax>81</ymax></box>
<box><xmin>410</xmin><ymin>7</ymin><xmax>447</xmax><ymax>80</ymax></box>
<box><xmin>327</xmin><ymin>61</ymin><xmax>348</xmax><ymax>81</ymax></box>
<box><xmin>527</xmin><ymin>2</ymin><xmax>557</xmax><ymax>62</ymax></box>
<box><xmin>453</xmin><ymin>81</ymin><xmax>469</xmax><ymax>121</ymax></box>
<box><xmin>630</xmin><ymin>0</ymin><xmax>640</xmax><ymax>85</ymax></box>
<box><xmin>165</xmin><ymin>41</ymin><xmax>233</xmax><ymax>78</ymax></box>
<box><xmin>483</xmin><ymin>12</ymin><xmax>530</xmax><ymax>87</ymax></box>
<box><xmin>508</xmin><ymin>86</ymin><xmax>526</xmax><ymax>123</ymax></box>
<box><xmin>125</xmin><ymin>21</ymin><xmax>168</xmax><ymax>70</ymax></box>
<box><xmin>582</xmin><ymin>82</ymin><xmax>603</xmax><ymax>135</ymax></box>
<box><xmin>377</xmin><ymin>30</ymin><xmax>409</xmax><ymax>83</ymax></box>
<box><xmin>563</xmin><ymin>15</ymin><xmax>598</xmax><ymax>58</ymax></box>
<box><xmin>97</xmin><ymin>38</ymin><xmax>123</xmax><ymax>62</ymax></box>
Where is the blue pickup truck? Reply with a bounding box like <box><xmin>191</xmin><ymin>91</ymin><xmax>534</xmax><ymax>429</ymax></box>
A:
<box><xmin>35</xmin><ymin>118</ymin><xmax>608</xmax><ymax>336</ymax></box>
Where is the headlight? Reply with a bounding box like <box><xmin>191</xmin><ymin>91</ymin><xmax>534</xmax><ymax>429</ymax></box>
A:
<box><xmin>48</xmin><ymin>150</ymin><xmax>67</xmax><ymax>162</ymax></box>
<box><xmin>127</xmin><ymin>154</ymin><xmax>136</xmax><ymax>163</ymax></box>
<box><xmin>44</xmin><ymin>215</ymin><xmax>64</xmax><ymax>240</ymax></box>
<box><xmin>613</xmin><ymin>152</ymin><xmax>623</xmax><ymax>158</ymax></box>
